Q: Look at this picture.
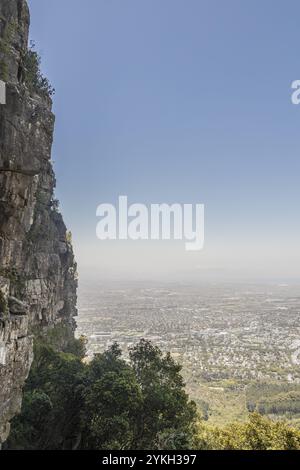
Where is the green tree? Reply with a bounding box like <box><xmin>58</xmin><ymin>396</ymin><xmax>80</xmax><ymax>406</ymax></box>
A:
<box><xmin>129</xmin><ymin>339</ymin><xmax>197</xmax><ymax>449</ymax></box>
<box><xmin>7</xmin><ymin>390</ymin><xmax>53</xmax><ymax>450</ymax></box>
<box><xmin>81</xmin><ymin>344</ymin><xmax>143</xmax><ymax>449</ymax></box>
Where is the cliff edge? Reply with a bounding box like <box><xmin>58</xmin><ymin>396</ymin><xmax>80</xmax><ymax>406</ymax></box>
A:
<box><xmin>0</xmin><ymin>0</ymin><xmax>77</xmax><ymax>444</ymax></box>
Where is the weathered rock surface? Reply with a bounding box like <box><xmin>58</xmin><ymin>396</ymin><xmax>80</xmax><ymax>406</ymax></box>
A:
<box><xmin>0</xmin><ymin>0</ymin><xmax>77</xmax><ymax>444</ymax></box>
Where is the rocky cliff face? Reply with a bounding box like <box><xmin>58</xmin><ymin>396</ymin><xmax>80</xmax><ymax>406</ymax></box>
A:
<box><xmin>0</xmin><ymin>0</ymin><xmax>77</xmax><ymax>444</ymax></box>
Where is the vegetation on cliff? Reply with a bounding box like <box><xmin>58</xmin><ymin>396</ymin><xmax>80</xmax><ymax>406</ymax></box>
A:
<box><xmin>0</xmin><ymin>20</ymin><xmax>54</xmax><ymax>97</ymax></box>
<box><xmin>23</xmin><ymin>41</ymin><xmax>55</xmax><ymax>97</ymax></box>
<box><xmin>6</xmin><ymin>331</ymin><xmax>197</xmax><ymax>450</ymax></box>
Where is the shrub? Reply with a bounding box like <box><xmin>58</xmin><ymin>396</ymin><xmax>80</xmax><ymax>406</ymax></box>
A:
<box><xmin>23</xmin><ymin>41</ymin><xmax>55</xmax><ymax>97</ymax></box>
<box><xmin>195</xmin><ymin>413</ymin><xmax>300</xmax><ymax>450</ymax></box>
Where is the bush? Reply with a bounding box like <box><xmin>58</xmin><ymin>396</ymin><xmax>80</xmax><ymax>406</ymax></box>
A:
<box><xmin>195</xmin><ymin>413</ymin><xmax>300</xmax><ymax>450</ymax></box>
<box><xmin>23</xmin><ymin>41</ymin><xmax>55</xmax><ymax>97</ymax></box>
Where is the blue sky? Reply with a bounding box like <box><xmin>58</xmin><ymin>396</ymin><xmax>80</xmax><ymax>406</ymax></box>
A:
<box><xmin>28</xmin><ymin>0</ymin><xmax>300</xmax><ymax>280</ymax></box>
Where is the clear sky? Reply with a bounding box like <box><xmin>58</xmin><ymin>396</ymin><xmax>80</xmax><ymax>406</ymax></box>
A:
<box><xmin>28</xmin><ymin>0</ymin><xmax>300</xmax><ymax>281</ymax></box>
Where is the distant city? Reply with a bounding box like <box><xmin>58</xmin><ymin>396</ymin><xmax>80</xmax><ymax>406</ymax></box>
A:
<box><xmin>77</xmin><ymin>281</ymin><xmax>300</xmax><ymax>424</ymax></box>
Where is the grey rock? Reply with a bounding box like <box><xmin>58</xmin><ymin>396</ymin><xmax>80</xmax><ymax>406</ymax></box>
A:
<box><xmin>0</xmin><ymin>0</ymin><xmax>77</xmax><ymax>444</ymax></box>
<box><xmin>8</xmin><ymin>296</ymin><xmax>28</xmax><ymax>315</ymax></box>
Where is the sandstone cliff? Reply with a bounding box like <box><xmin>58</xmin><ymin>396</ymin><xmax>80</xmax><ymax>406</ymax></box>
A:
<box><xmin>0</xmin><ymin>0</ymin><xmax>77</xmax><ymax>444</ymax></box>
